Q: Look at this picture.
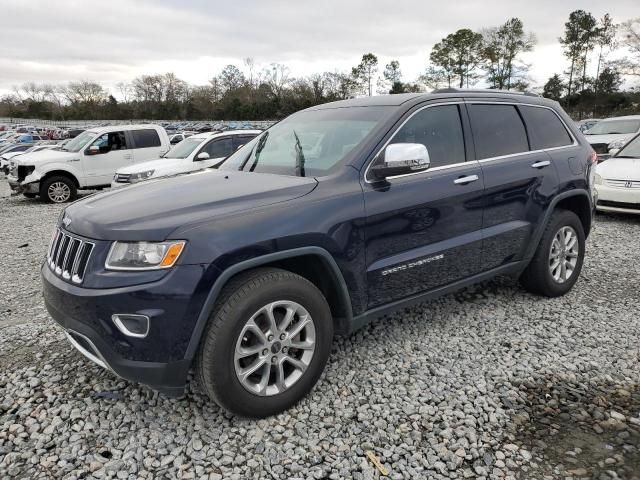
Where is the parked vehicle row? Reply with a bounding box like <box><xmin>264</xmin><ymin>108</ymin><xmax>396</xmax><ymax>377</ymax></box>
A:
<box><xmin>41</xmin><ymin>89</ymin><xmax>598</xmax><ymax>417</ymax></box>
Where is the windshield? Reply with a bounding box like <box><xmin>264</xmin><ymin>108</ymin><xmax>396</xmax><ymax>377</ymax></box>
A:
<box><xmin>586</xmin><ymin>119</ymin><xmax>640</xmax><ymax>135</ymax></box>
<box><xmin>220</xmin><ymin>107</ymin><xmax>390</xmax><ymax>176</ymax></box>
<box><xmin>616</xmin><ymin>135</ymin><xmax>640</xmax><ymax>158</ymax></box>
<box><xmin>61</xmin><ymin>130</ymin><xmax>96</xmax><ymax>152</ymax></box>
<box><xmin>163</xmin><ymin>138</ymin><xmax>202</xmax><ymax>159</ymax></box>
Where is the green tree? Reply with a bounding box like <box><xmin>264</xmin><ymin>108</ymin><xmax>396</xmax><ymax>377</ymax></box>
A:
<box><xmin>542</xmin><ymin>74</ymin><xmax>565</xmax><ymax>101</ymax></box>
<box><xmin>560</xmin><ymin>10</ymin><xmax>598</xmax><ymax>98</ymax></box>
<box><xmin>481</xmin><ymin>18</ymin><xmax>536</xmax><ymax>90</ymax></box>
<box><xmin>430</xmin><ymin>29</ymin><xmax>484</xmax><ymax>88</ymax></box>
<box><xmin>351</xmin><ymin>53</ymin><xmax>378</xmax><ymax>96</ymax></box>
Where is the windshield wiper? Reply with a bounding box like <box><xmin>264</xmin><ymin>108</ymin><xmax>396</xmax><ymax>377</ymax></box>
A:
<box><xmin>292</xmin><ymin>130</ymin><xmax>306</xmax><ymax>177</ymax></box>
<box><xmin>243</xmin><ymin>131</ymin><xmax>269</xmax><ymax>172</ymax></box>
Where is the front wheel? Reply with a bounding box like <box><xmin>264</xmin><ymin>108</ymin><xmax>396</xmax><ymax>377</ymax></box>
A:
<box><xmin>40</xmin><ymin>176</ymin><xmax>77</xmax><ymax>203</ymax></box>
<box><xmin>520</xmin><ymin>209</ymin><xmax>586</xmax><ymax>297</ymax></box>
<box><xmin>196</xmin><ymin>268</ymin><xmax>333</xmax><ymax>417</ymax></box>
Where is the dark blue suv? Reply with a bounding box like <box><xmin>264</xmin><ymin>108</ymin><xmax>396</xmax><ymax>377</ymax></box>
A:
<box><xmin>42</xmin><ymin>90</ymin><xmax>596</xmax><ymax>417</ymax></box>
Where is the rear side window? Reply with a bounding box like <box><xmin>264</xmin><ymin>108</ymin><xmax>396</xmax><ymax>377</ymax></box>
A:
<box><xmin>131</xmin><ymin>129</ymin><xmax>161</xmax><ymax>149</ymax></box>
<box><xmin>468</xmin><ymin>104</ymin><xmax>529</xmax><ymax>159</ymax></box>
<box><xmin>390</xmin><ymin>104</ymin><xmax>466</xmax><ymax>168</ymax></box>
<box><xmin>519</xmin><ymin>106</ymin><xmax>573</xmax><ymax>149</ymax></box>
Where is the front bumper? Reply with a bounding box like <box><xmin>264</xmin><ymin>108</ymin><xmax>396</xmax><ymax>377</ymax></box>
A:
<box><xmin>595</xmin><ymin>183</ymin><xmax>640</xmax><ymax>214</ymax></box>
<box><xmin>7</xmin><ymin>174</ymin><xmax>39</xmax><ymax>195</ymax></box>
<box><xmin>42</xmin><ymin>262</ymin><xmax>210</xmax><ymax>395</ymax></box>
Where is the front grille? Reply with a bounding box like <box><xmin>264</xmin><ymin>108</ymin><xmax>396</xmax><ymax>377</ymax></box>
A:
<box><xmin>114</xmin><ymin>173</ymin><xmax>131</xmax><ymax>183</ymax></box>
<box><xmin>605</xmin><ymin>179</ymin><xmax>640</xmax><ymax>189</ymax></box>
<box><xmin>598</xmin><ymin>200</ymin><xmax>640</xmax><ymax>210</ymax></box>
<box><xmin>590</xmin><ymin>143</ymin><xmax>609</xmax><ymax>155</ymax></box>
<box><xmin>47</xmin><ymin>228</ymin><xmax>95</xmax><ymax>284</ymax></box>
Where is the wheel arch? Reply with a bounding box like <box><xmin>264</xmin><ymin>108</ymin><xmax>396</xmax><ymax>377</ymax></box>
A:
<box><xmin>185</xmin><ymin>247</ymin><xmax>354</xmax><ymax>359</ymax></box>
<box><xmin>40</xmin><ymin>169</ymin><xmax>80</xmax><ymax>188</ymax></box>
<box><xmin>524</xmin><ymin>190</ymin><xmax>593</xmax><ymax>263</ymax></box>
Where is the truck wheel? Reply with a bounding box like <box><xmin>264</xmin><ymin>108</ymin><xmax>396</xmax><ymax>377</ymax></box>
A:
<box><xmin>40</xmin><ymin>176</ymin><xmax>77</xmax><ymax>203</ymax></box>
<box><xmin>196</xmin><ymin>268</ymin><xmax>333</xmax><ymax>418</ymax></box>
<box><xmin>520</xmin><ymin>209</ymin><xmax>585</xmax><ymax>297</ymax></box>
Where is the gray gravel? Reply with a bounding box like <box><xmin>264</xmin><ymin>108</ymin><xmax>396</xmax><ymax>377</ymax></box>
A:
<box><xmin>1</xmin><ymin>178</ymin><xmax>639</xmax><ymax>479</ymax></box>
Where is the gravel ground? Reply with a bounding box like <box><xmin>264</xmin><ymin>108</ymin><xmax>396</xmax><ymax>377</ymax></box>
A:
<box><xmin>1</xmin><ymin>178</ymin><xmax>639</xmax><ymax>480</ymax></box>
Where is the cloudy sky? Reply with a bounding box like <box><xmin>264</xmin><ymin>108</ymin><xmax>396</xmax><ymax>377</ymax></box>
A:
<box><xmin>1</xmin><ymin>0</ymin><xmax>638</xmax><ymax>96</ymax></box>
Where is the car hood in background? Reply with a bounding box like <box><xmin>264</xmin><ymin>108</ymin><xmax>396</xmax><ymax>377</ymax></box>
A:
<box><xmin>596</xmin><ymin>157</ymin><xmax>640</xmax><ymax>181</ymax></box>
<box><xmin>584</xmin><ymin>133</ymin><xmax>631</xmax><ymax>145</ymax></box>
<box><xmin>115</xmin><ymin>157</ymin><xmax>170</xmax><ymax>174</ymax></box>
<box><xmin>14</xmin><ymin>149</ymin><xmax>78</xmax><ymax>165</ymax></box>
<box><xmin>63</xmin><ymin>169</ymin><xmax>318</xmax><ymax>241</ymax></box>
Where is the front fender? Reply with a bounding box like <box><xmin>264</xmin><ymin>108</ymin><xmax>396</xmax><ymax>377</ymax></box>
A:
<box><xmin>32</xmin><ymin>163</ymin><xmax>82</xmax><ymax>185</ymax></box>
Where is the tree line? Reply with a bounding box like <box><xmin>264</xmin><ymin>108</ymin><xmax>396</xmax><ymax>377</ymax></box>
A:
<box><xmin>1</xmin><ymin>12</ymin><xmax>639</xmax><ymax>122</ymax></box>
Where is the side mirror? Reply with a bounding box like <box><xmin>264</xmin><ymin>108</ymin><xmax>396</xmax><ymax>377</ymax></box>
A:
<box><xmin>87</xmin><ymin>145</ymin><xmax>100</xmax><ymax>155</ymax></box>
<box><xmin>195</xmin><ymin>152</ymin><xmax>210</xmax><ymax>161</ymax></box>
<box><xmin>608</xmin><ymin>148</ymin><xmax>620</xmax><ymax>156</ymax></box>
<box><xmin>371</xmin><ymin>143</ymin><xmax>431</xmax><ymax>180</ymax></box>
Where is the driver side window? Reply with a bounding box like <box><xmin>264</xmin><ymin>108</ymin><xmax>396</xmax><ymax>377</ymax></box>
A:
<box><xmin>89</xmin><ymin>131</ymin><xmax>127</xmax><ymax>154</ymax></box>
<box><xmin>200</xmin><ymin>137</ymin><xmax>233</xmax><ymax>159</ymax></box>
<box><xmin>389</xmin><ymin>105</ymin><xmax>466</xmax><ymax>169</ymax></box>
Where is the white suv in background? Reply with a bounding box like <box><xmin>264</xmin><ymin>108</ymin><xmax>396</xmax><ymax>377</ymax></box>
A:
<box><xmin>111</xmin><ymin>130</ymin><xmax>260</xmax><ymax>187</ymax></box>
<box><xmin>7</xmin><ymin>124</ymin><xmax>170</xmax><ymax>202</ymax></box>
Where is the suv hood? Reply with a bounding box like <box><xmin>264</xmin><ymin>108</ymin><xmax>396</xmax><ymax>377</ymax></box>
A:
<box><xmin>116</xmin><ymin>157</ymin><xmax>187</xmax><ymax>175</ymax></box>
<box><xmin>597</xmin><ymin>157</ymin><xmax>640</xmax><ymax>181</ymax></box>
<box><xmin>63</xmin><ymin>169</ymin><xmax>318</xmax><ymax>241</ymax></box>
<box><xmin>15</xmin><ymin>149</ymin><xmax>78</xmax><ymax>166</ymax></box>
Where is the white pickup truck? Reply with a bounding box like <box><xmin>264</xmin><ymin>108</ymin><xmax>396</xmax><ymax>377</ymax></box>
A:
<box><xmin>7</xmin><ymin>124</ymin><xmax>170</xmax><ymax>202</ymax></box>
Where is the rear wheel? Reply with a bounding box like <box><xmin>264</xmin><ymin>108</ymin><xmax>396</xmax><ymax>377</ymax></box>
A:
<box><xmin>40</xmin><ymin>176</ymin><xmax>77</xmax><ymax>203</ymax></box>
<box><xmin>196</xmin><ymin>268</ymin><xmax>333</xmax><ymax>418</ymax></box>
<box><xmin>520</xmin><ymin>209</ymin><xmax>585</xmax><ymax>297</ymax></box>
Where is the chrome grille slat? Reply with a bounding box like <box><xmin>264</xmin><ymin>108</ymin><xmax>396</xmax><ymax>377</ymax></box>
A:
<box><xmin>47</xmin><ymin>227</ymin><xmax>95</xmax><ymax>284</ymax></box>
<box><xmin>605</xmin><ymin>179</ymin><xmax>640</xmax><ymax>189</ymax></box>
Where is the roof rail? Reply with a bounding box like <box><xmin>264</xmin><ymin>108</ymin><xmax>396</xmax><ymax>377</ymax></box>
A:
<box><xmin>432</xmin><ymin>88</ymin><xmax>539</xmax><ymax>97</ymax></box>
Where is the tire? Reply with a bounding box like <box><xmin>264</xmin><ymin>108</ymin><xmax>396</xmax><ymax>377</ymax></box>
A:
<box><xmin>22</xmin><ymin>193</ymin><xmax>36</xmax><ymax>198</ymax></box>
<box><xmin>196</xmin><ymin>267</ymin><xmax>333</xmax><ymax>418</ymax></box>
<box><xmin>40</xmin><ymin>176</ymin><xmax>77</xmax><ymax>203</ymax></box>
<box><xmin>520</xmin><ymin>209</ymin><xmax>585</xmax><ymax>297</ymax></box>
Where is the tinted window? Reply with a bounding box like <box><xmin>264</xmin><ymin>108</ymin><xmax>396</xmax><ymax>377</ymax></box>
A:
<box><xmin>201</xmin><ymin>137</ymin><xmax>233</xmax><ymax>159</ymax></box>
<box><xmin>389</xmin><ymin>105</ymin><xmax>466</xmax><ymax>168</ymax></box>
<box><xmin>468</xmin><ymin>104</ymin><xmax>529</xmax><ymax>159</ymax></box>
<box><xmin>131</xmin><ymin>129</ymin><xmax>161</xmax><ymax>149</ymax></box>
<box><xmin>520</xmin><ymin>106</ymin><xmax>572</xmax><ymax>149</ymax></box>
<box><xmin>90</xmin><ymin>132</ymin><xmax>127</xmax><ymax>152</ymax></box>
<box><xmin>233</xmin><ymin>135</ymin><xmax>257</xmax><ymax>150</ymax></box>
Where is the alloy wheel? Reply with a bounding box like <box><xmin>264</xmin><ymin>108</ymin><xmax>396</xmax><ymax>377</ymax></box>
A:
<box><xmin>234</xmin><ymin>300</ymin><xmax>316</xmax><ymax>396</ymax></box>
<box><xmin>548</xmin><ymin>226</ymin><xmax>579</xmax><ymax>283</ymax></box>
<box><xmin>48</xmin><ymin>182</ymin><xmax>71</xmax><ymax>203</ymax></box>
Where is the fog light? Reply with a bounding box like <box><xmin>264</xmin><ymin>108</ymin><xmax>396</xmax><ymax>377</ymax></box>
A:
<box><xmin>112</xmin><ymin>314</ymin><xmax>150</xmax><ymax>338</ymax></box>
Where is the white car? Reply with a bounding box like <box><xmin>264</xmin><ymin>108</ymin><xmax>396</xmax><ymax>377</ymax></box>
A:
<box><xmin>7</xmin><ymin>124</ymin><xmax>170</xmax><ymax>202</ymax></box>
<box><xmin>1</xmin><ymin>144</ymin><xmax>60</xmax><ymax>172</ymax></box>
<box><xmin>111</xmin><ymin>130</ymin><xmax>260</xmax><ymax>187</ymax></box>
<box><xmin>595</xmin><ymin>132</ymin><xmax>640</xmax><ymax>214</ymax></box>
<box><xmin>583</xmin><ymin>115</ymin><xmax>640</xmax><ymax>159</ymax></box>
<box><xmin>169</xmin><ymin>132</ymin><xmax>195</xmax><ymax>144</ymax></box>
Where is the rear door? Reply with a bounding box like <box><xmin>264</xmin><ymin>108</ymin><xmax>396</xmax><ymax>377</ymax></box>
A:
<box><xmin>466</xmin><ymin>102</ymin><xmax>560</xmax><ymax>270</ymax></box>
<box><xmin>129</xmin><ymin>129</ymin><xmax>163</xmax><ymax>163</ymax></box>
<box><xmin>363</xmin><ymin>102</ymin><xmax>485</xmax><ymax>308</ymax></box>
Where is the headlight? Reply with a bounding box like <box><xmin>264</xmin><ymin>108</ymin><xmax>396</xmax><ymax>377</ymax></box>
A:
<box><xmin>608</xmin><ymin>139</ymin><xmax>628</xmax><ymax>150</ymax></box>
<box><xmin>105</xmin><ymin>241</ymin><xmax>186</xmax><ymax>270</ymax></box>
<box><xmin>594</xmin><ymin>173</ymin><xmax>603</xmax><ymax>185</ymax></box>
<box><xmin>128</xmin><ymin>169</ymin><xmax>155</xmax><ymax>183</ymax></box>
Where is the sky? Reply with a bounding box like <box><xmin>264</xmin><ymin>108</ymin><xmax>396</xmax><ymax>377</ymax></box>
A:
<box><xmin>1</xmin><ymin>0</ymin><xmax>638</xmax><ymax>97</ymax></box>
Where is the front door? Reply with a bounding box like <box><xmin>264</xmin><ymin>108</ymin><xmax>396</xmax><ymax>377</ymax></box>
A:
<box><xmin>363</xmin><ymin>103</ymin><xmax>485</xmax><ymax>309</ymax></box>
<box><xmin>82</xmin><ymin>131</ymin><xmax>130</xmax><ymax>186</ymax></box>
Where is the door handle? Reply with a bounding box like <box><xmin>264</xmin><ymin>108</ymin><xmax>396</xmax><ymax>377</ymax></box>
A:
<box><xmin>531</xmin><ymin>160</ymin><xmax>551</xmax><ymax>169</ymax></box>
<box><xmin>453</xmin><ymin>174</ymin><xmax>479</xmax><ymax>185</ymax></box>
